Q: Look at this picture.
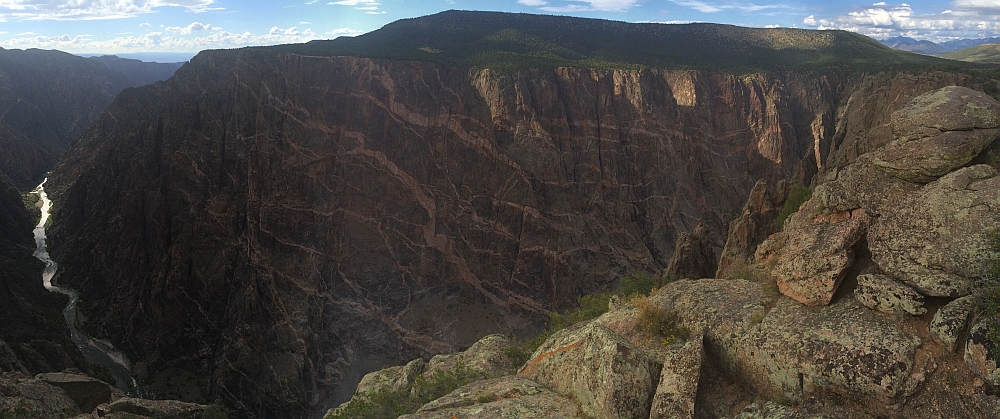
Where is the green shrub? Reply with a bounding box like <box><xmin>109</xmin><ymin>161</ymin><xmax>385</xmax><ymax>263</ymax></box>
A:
<box><xmin>979</xmin><ymin>228</ymin><xmax>1000</xmax><ymax>360</ymax></box>
<box><xmin>631</xmin><ymin>294</ymin><xmax>690</xmax><ymax>345</ymax></box>
<box><xmin>509</xmin><ymin>272</ymin><xmax>676</xmax><ymax>362</ymax></box>
<box><xmin>326</xmin><ymin>362</ymin><xmax>487</xmax><ymax>419</ymax></box>
<box><xmin>776</xmin><ymin>184</ymin><xmax>812</xmax><ymax>227</ymax></box>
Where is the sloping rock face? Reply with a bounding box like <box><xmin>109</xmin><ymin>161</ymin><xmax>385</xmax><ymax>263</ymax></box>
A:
<box><xmin>930</xmin><ymin>295</ymin><xmax>977</xmax><ymax>352</ymax></box>
<box><xmin>872</xmin><ymin>86</ymin><xmax>1000</xmax><ymax>183</ymax></box>
<box><xmin>649</xmin><ymin>335</ymin><xmax>703</xmax><ymax>419</ymax></box>
<box><xmin>0</xmin><ymin>48</ymin><xmax>133</xmax><ymax>187</ymax></box>
<box><xmin>666</xmin><ymin>222</ymin><xmax>717</xmax><ymax>280</ymax></box>
<box><xmin>716</xmin><ymin>179</ymin><xmax>788</xmax><ymax>278</ymax></box>
<box><xmin>398</xmin><ymin>376</ymin><xmax>585</xmax><ymax>419</ymax></box>
<box><xmin>867</xmin><ymin>165</ymin><xmax>1000</xmax><ymax>297</ymax></box>
<box><xmin>853</xmin><ymin>273</ymin><xmax>926</xmax><ymax>316</ymax></box>
<box><xmin>0</xmin><ymin>372</ymin><xmax>81</xmax><ymax>418</ymax></box>
<box><xmin>37</xmin><ymin>372</ymin><xmax>112</xmax><ymax>414</ymax></box>
<box><xmin>518</xmin><ymin>322</ymin><xmax>662</xmax><ymax>419</ymax></box>
<box><xmin>651</xmin><ymin>280</ymin><xmax>927</xmax><ymax>409</ymax></box>
<box><xmin>46</xmin><ymin>45</ymin><xmax>986</xmax><ymax>416</ymax></box>
<box><xmin>755</xmin><ymin>199</ymin><xmax>868</xmax><ymax>306</ymax></box>
<box><xmin>966</xmin><ymin>320</ymin><xmax>1000</xmax><ymax>387</ymax></box>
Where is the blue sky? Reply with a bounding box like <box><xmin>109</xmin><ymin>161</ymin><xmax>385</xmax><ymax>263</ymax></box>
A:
<box><xmin>1</xmin><ymin>0</ymin><xmax>1000</xmax><ymax>59</ymax></box>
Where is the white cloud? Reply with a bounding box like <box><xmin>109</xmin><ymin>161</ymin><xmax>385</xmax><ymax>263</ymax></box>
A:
<box><xmin>801</xmin><ymin>1</ymin><xmax>1000</xmax><ymax>41</ymax></box>
<box><xmin>0</xmin><ymin>0</ymin><xmax>218</xmax><ymax>21</ymax></box>
<box><xmin>328</xmin><ymin>0</ymin><xmax>384</xmax><ymax>13</ymax></box>
<box><xmin>669</xmin><ymin>0</ymin><xmax>788</xmax><ymax>13</ymax></box>
<box><xmin>140</xmin><ymin>22</ymin><xmax>151</xmax><ymax>28</ymax></box>
<box><xmin>326</xmin><ymin>27</ymin><xmax>365</xmax><ymax>37</ymax></box>
<box><xmin>518</xmin><ymin>0</ymin><xmax>639</xmax><ymax>12</ymax></box>
<box><xmin>165</xmin><ymin>22</ymin><xmax>220</xmax><ymax>35</ymax></box>
<box><xmin>0</xmin><ymin>25</ymin><xmax>339</xmax><ymax>54</ymax></box>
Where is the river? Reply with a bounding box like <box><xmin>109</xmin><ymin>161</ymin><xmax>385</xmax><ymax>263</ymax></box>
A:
<box><xmin>32</xmin><ymin>178</ymin><xmax>149</xmax><ymax>397</ymax></box>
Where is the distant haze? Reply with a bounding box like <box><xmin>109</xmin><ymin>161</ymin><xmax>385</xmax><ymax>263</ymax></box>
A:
<box><xmin>77</xmin><ymin>52</ymin><xmax>195</xmax><ymax>64</ymax></box>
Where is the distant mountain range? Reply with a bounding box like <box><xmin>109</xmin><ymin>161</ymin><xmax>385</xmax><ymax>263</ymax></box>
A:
<box><xmin>879</xmin><ymin>36</ymin><xmax>1000</xmax><ymax>54</ymax></box>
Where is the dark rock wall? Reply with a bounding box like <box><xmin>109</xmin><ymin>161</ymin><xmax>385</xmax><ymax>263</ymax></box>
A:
<box><xmin>46</xmin><ymin>50</ymin><xmax>980</xmax><ymax>417</ymax></box>
<box><xmin>0</xmin><ymin>48</ymin><xmax>133</xmax><ymax>188</ymax></box>
<box><xmin>0</xmin><ymin>173</ymin><xmax>83</xmax><ymax>375</ymax></box>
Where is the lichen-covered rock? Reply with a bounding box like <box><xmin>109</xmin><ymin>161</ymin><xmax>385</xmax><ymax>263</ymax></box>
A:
<box><xmin>868</xmin><ymin>165</ymin><xmax>1000</xmax><ymax>297</ymax></box>
<box><xmin>518</xmin><ymin>322</ymin><xmax>662</xmax><ymax>419</ymax></box>
<box><xmin>965</xmin><ymin>319</ymin><xmax>1000</xmax><ymax>387</ymax></box>
<box><xmin>0</xmin><ymin>372</ymin><xmax>81</xmax><ymax>418</ymax></box>
<box><xmin>930</xmin><ymin>295</ymin><xmax>978</xmax><ymax>352</ymax></box>
<box><xmin>104</xmin><ymin>397</ymin><xmax>212</xmax><ymax>418</ymax></box>
<box><xmin>652</xmin><ymin>280</ymin><xmax>926</xmax><ymax>407</ymax></box>
<box><xmin>649</xmin><ymin>279</ymin><xmax>770</xmax><ymax>379</ymax></box>
<box><xmin>813</xmin><ymin>153</ymin><xmax>920</xmax><ymax>217</ymax></box>
<box><xmin>717</xmin><ymin>179</ymin><xmax>788</xmax><ymax>279</ymax></box>
<box><xmin>424</xmin><ymin>334</ymin><xmax>517</xmax><ymax>378</ymax></box>
<box><xmin>854</xmin><ymin>273</ymin><xmax>927</xmax><ymax>316</ymax></box>
<box><xmin>354</xmin><ymin>358</ymin><xmax>426</xmax><ymax>397</ymax></box>
<box><xmin>36</xmin><ymin>371</ymin><xmax>112</xmax><ymax>414</ymax></box>
<box><xmin>873</xmin><ymin>86</ymin><xmax>1000</xmax><ymax>183</ymax></box>
<box><xmin>733</xmin><ymin>401</ymin><xmax>813</xmax><ymax>419</ymax></box>
<box><xmin>755</xmin><ymin>197</ymin><xmax>868</xmax><ymax>306</ymax></box>
<box><xmin>666</xmin><ymin>221</ymin><xmax>717</xmax><ymax>280</ymax></box>
<box><xmin>746</xmin><ymin>298</ymin><xmax>926</xmax><ymax>403</ymax></box>
<box><xmin>649</xmin><ymin>335</ymin><xmax>704</xmax><ymax>419</ymax></box>
<box><xmin>398</xmin><ymin>376</ymin><xmax>585</xmax><ymax>419</ymax></box>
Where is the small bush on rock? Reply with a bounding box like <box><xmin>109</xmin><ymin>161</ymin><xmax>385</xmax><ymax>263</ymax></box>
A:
<box><xmin>632</xmin><ymin>294</ymin><xmax>690</xmax><ymax>345</ymax></box>
<box><xmin>980</xmin><ymin>228</ymin><xmax>1000</xmax><ymax>359</ymax></box>
<box><xmin>776</xmin><ymin>184</ymin><xmax>811</xmax><ymax>227</ymax></box>
<box><xmin>326</xmin><ymin>362</ymin><xmax>487</xmax><ymax>419</ymax></box>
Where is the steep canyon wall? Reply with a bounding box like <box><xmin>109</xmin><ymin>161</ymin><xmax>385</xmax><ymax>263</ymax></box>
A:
<box><xmin>47</xmin><ymin>50</ymin><xmax>979</xmax><ymax>417</ymax></box>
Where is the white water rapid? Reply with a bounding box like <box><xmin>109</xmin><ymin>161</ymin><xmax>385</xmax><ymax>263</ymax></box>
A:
<box><xmin>32</xmin><ymin>178</ymin><xmax>148</xmax><ymax>397</ymax></box>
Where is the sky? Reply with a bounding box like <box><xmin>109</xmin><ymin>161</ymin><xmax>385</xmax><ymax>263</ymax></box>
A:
<box><xmin>2</xmin><ymin>0</ymin><xmax>1000</xmax><ymax>60</ymax></box>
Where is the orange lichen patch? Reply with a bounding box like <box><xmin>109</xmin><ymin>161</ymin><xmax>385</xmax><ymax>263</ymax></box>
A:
<box><xmin>519</xmin><ymin>341</ymin><xmax>581</xmax><ymax>378</ymax></box>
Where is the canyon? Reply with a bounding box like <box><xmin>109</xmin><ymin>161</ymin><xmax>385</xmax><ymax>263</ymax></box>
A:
<box><xmin>44</xmin><ymin>14</ymin><xmax>1000</xmax><ymax>418</ymax></box>
<box><xmin>0</xmin><ymin>10</ymin><xmax>998</xmax><ymax>419</ymax></box>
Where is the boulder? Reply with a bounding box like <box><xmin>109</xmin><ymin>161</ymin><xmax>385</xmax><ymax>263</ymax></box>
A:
<box><xmin>518</xmin><ymin>322</ymin><xmax>662</xmax><ymax>419</ymax></box>
<box><xmin>36</xmin><ymin>371</ymin><xmax>112</xmax><ymax>413</ymax></box>
<box><xmin>746</xmin><ymin>298</ymin><xmax>926</xmax><ymax>403</ymax></box>
<box><xmin>652</xmin><ymin>280</ymin><xmax>926</xmax><ymax>406</ymax></box>
<box><xmin>854</xmin><ymin>273</ymin><xmax>927</xmax><ymax>316</ymax></box>
<box><xmin>813</xmin><ymin>153</ymin><xmax>920</xmax><ymax>217</ymax></box>
<box><xmin>717</xmin><ymin>179</ymin><xmax>788</xmax><ymax>279</ymax></box>
<box><xmin>398</xmin><ymin>376</ymin><xmax>586</xmax><ymax>419</ymax></box>
<box><xmin>649</xmin><ymin>279</ymin><xmax>770</xmax><ymax>379</ymax></box>
<box><xmin>0</xmin><ymin>372</ymin><xmax>81</xmax><ymax>418</ymax></box>
<box><xmin>873</xmin><ymin>86</ymin><xmax>1000</xmax><ymax>183</ymax></box>
<box><xmin>355</xmin><ymin>358</ymin><xmax>426</xmax><ymax>396</ymax></box>
<box><xmin>755</xmin><ymin>197</ymin><xmax>868</xmax><ymax>306</ymax></box>
<box><xmin>105</xmin><ymin>397</ymin><xmax>212</xmax><ymax>418</ymax></box>
<box><xmin>649</xmin><ymin>335</ymin><xmax>704</xmax><ymax>419</ymax></box>
<box><xmin>965</xmin><ymin>319</ymin><xmax>1000</xmax><ymax>387</ymax></box>
<box><xmin>666</xmin><ymin>221</ymin><xmax>717</xmax><ymax>280</ymax></box>
<box><xmin>867</xmin><ymin>165</ymin><xmax>1000</xmax><ymax>297</ymax></box>
<box><xmin>930</xmin><ymin>295</ymin><xmax>978</xmax><ymax>352</ymax></box>
<box><xmin>733</xmin><ymin>401</ymin><xmax>811</xmax><ymax>419</ymax></box>
<box><xmin>424</xmin><ymin>334</ymin><xmax>517</xmax><ymax>378</ymax></box>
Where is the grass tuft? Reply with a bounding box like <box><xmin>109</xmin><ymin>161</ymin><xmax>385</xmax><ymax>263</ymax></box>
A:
<box><xmin>325</xmin><ymin>362</ymin><xmax>487</xmax><ymax>419</ymax></box>
<box><xmin>776</xmin><ymin>184</ymin><xmax>812</xmax><ymax>228</ymax></box>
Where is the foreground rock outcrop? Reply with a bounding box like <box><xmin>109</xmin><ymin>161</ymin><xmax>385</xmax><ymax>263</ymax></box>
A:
<box><xmin>0</xmin><ymin>372</ymin><xmax>217</xmax><ymax>418</ymax></box>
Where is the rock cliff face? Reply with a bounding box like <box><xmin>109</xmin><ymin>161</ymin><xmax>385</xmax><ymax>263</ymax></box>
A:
<box><xmin>0</xmin><ymin>48</ymin><xmax>135</xmax><ymax>188</ymax></box>
<box><xmin>47</xmin><ymin>45</ymin><xmax>988</xmax><ymax>417</ymax></box>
